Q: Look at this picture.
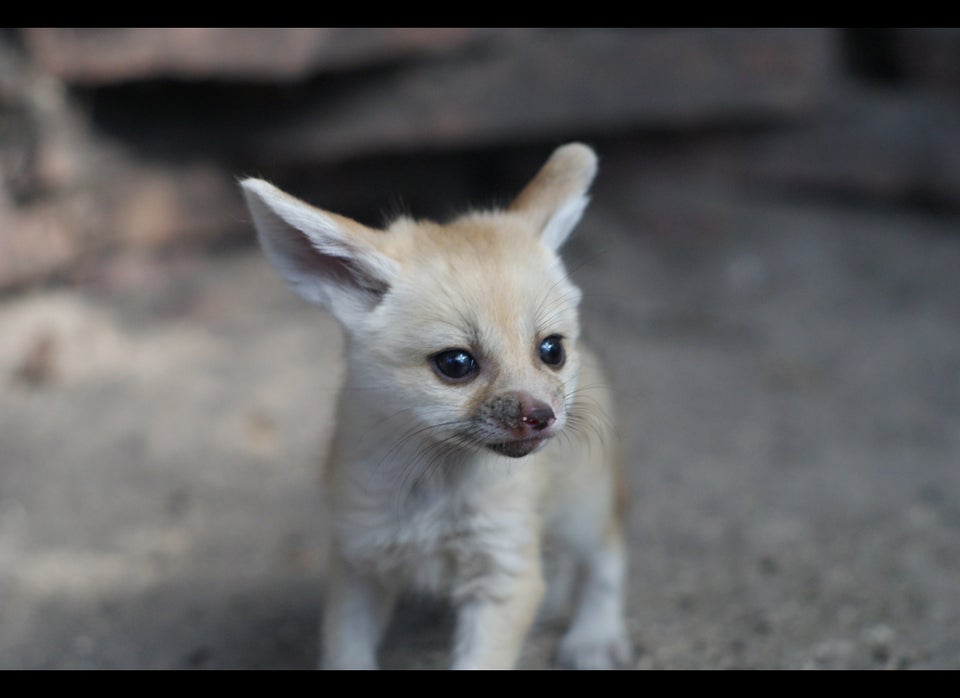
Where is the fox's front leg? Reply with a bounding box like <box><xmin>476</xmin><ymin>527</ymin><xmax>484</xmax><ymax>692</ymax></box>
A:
<box><xmin>555</xmin><ymin>522</ymin><xmax>632</xmax><ymax>670</ymax></box>
<box><xmin>450</xmin><ymin>552</ymin><xmax>546</xmax><ymax>670</ymax></box>
<box><xmin>321</xmin><ymin>548</ymin><xmax>397</xmax><ymax>670</ymax></box>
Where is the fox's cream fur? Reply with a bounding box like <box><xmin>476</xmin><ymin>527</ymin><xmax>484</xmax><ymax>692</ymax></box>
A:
<box><xmin>241</xmin><ymin>143</ymin><xmax>631</xmax><ymax>669</ymax></box>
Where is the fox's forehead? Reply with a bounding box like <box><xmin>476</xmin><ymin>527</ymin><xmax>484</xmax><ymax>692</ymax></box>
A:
<box><xmin>383</xmin><ymin>211</ymin><xmax>538</xmax><ymax>260</ymax></box>
<box><xmin>373</xmin><ymin>213</ymin><xmax>581</xmax><ymax>352</ymax></box>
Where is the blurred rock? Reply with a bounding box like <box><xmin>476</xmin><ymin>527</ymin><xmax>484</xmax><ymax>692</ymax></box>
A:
<box><xmin>1</xmin><ymin>33</ymin><xmax>97</xmax><ymax>289</ymax></box>
<box><xmin>12</xmin><ymin>331</ymin><xmax>57</xmax><ymax>385</ymax></box>
<box><xmin>0</xmin><ymin>191</ymin><xmax>83</xmax><ymax>289</ymax></box>
<box><xmin>740</xmin><ymin>89</ymin><xmax>960</xmax><ymax>212</ymax></box>
<box><xmin>104</xmin><ymin>162</ymin><xmax>242</xmax><ymax>250</ymax></box>
<box><xmin>245</xmin><ymin>28</ymin><xmax>838</xmax><ymax>164</ymax></box>
<box><xmin>20</xmin><ymin>28</ymin><xmax>496</xmax><ymax>83</ymax></box>
<box><xmin>894</xmin><ymin>28</ymin><xmax>960</xmax><ymax>98</ymax></box>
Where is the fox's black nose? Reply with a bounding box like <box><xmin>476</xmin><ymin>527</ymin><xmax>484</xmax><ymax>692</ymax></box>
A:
<box><xmin>521</xmin><ymin>403</ymin><xmax>555</xmax><ymax>431</ymax></box>
<box><xmin>490</xmin><ymin>391</ymin><xmax>557</xmax><ymax>436</ymax></box>
<box><xmin>519</xmin><ymin>394</ymin><xmax>557</xmax><ymax>431</ymax></box>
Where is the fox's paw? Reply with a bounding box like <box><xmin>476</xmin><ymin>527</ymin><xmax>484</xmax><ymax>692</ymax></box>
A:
<box><xmin>555</xmin><ymin>625</ymin><xmax>633</xmax><ymax>670</ymax></box>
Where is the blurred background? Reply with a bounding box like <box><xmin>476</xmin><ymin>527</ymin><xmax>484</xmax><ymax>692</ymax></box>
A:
<box><xmin>0</xmin><ymin>28</ymin><xmax>958</xmax><ymax>669</ymax></box>
<box><xmin>4</xmin><ymin>27</ymin><xmax>959</xmax><ymax>289</ymax></box>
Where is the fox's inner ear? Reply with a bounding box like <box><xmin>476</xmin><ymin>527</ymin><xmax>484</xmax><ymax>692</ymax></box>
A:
<box><xmin>240</xmin><ymin>178</ymin><xmax>397</xmax><ymax>322</ymax></box>
<box><xmin>508</xmin><ymin>143</ymin><xmax>598</xmax><ymax>251</ymax></box>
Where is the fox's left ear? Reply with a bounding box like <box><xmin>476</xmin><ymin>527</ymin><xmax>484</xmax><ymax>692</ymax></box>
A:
<box><xmin>240</xmin><ymin>178</ymin><xmax>398</xmax><ymax>327</ymax></box>
<box><xmin>508</xmin><ymin>143</ymin><xmax>597</xmax><ymax>251</ymax></box>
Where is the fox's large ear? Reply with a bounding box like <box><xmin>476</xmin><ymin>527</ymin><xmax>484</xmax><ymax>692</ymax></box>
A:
<box><xmin>508</xmin><ymin>143</ymin><xmax>597</xmax><ymax>251</ymax></box>
<box><xmin>240</xmin><ymin>178</ymin><xmax>398</xmax><ymax>325</ymax></box>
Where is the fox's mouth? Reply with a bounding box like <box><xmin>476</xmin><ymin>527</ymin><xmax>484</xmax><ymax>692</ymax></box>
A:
<box><xmin>486</xmin><ymin>435</ymin><xmax>551</xmax><ymax>458</ymax></box>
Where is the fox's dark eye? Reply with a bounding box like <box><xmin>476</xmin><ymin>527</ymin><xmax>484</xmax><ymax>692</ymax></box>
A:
<box><xmin>433</xmin><ymin>349</ymin><xmax>478</xmax><ymax>380</ymax></box>
<box><xmin>539</xmin><ymin>335</ymin><xmax>565</xmax><ymax>368</ymax></box>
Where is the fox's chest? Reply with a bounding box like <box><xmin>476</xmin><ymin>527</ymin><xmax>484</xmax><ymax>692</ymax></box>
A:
<box><xmin>332</xmin><ymin>470</ymin><xmax>542</xmax><ymax>594</ymax></box>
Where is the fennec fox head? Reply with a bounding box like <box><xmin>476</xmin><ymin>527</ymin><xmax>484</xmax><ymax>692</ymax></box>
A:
<box><xmin>242</xmin><ymin>144</ymin><xmax>597</xmax><ymax>459</ymax></box>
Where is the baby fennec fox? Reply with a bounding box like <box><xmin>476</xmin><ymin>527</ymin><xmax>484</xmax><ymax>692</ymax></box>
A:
<box><xmin>241</xmin><ymin>143</ymin><xmax>631</xmax><ymax>669</ymax></box>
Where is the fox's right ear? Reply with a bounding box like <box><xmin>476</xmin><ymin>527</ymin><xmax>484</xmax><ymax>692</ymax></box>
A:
<box><xmin>509</xmin><ymin>143</ymin><xmax>598</xmax><ymax>252</ymax></box>
<box><xmin>240</xmin><ymin>178</ymin><xmax>398</xmax><ymax>325</ymax></box>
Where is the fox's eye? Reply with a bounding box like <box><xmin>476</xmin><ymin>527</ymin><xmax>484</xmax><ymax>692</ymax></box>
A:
<box><xmin>433</xmin><ymin>349</ymin><xmax>478</xmax><ymax>380</ymax></box>
<box><xmin>538</xmin><ymin>335</ymin><xmax>565</xmax><ymax>368</ymax></box>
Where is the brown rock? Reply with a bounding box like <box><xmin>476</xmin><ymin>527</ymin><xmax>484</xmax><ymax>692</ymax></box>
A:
<box><xmin>243</xmin><ymin>28</ymin><xmax>839</xmax><ymax>164</ymax></box>
<box><xmin>21</xmin><ymin>28</ymin><xmax>498</xmax><ymax>84</ymax></box>
<box><xmin>108</xmin><ymin>164</ymin><xmax>238</xmax><ymax>249</ymax></box>
<box><xmin>0</xmin><ymin>193</ymin><xmax>85</xmax><ymax>289</ymax></box>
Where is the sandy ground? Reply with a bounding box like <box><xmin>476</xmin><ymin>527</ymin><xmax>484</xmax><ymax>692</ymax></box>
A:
<box><xmin>1</xmin><ymin>164</ymin><xmax>959</xmax><ymax>669</ymax></box>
